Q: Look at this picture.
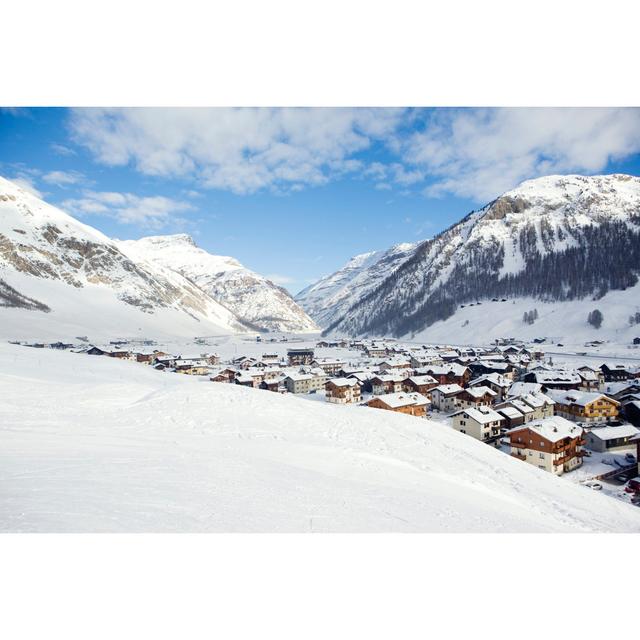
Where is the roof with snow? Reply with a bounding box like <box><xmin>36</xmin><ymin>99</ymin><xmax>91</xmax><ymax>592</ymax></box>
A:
<box><xmin>546</xmin><ymin>390</ymin><xmax>619</xmax><ymax>407</ymax></box>
<box><xmin>368</xmin><ymin>392</ymin><xmax>430</xmax><ymax>409</ymax></box>
<box><xmin>432</xmin><ymin>384</ymin><xmax>464</xmax><ymax>396</ymax></box>
<box><xmin>326</xmin><ymin>377</ymin><xmax>360</xmax><ymax>388</ymax></box>
<box><xmin>453</xmin><ymin>406</ymin><xmax>504</xmax><ymax>424</ymax></box>
<box><xmin>509</xmin><ymin>416</ymin><xmax>584</xmax><ymax>443</ymax></box>
<box><xmin>462</xmin><ymin>385</ymin><xmax>497</xmax><ymax>399</ymax></box>
<box><xmin>588</xmin><ymin>424</ymin><xmax>640</xmax><ymax>441</ymax></box>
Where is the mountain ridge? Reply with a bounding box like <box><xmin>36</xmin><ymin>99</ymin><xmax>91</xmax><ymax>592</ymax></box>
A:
<box><xmin>296</xmin><ymin>174</ymin><xmax>640</xmax><ymax>339</ymax></box>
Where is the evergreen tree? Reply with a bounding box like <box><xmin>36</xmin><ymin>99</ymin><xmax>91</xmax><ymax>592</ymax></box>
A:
<box><xmin>588</xmin><ymin>309</ymin><xmax>603</xmax><ymax>329</ymax></box>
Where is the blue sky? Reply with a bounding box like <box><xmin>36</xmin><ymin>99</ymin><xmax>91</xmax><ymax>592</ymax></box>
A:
<box><xmin>2</xmin><ymin>107</ymin><xmax>640</xmax><ymax>294</ymax></box>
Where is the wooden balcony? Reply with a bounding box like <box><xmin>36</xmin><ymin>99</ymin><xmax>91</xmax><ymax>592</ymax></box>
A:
<box><xmin>511</xmin><ymin>452</ymin><xmax>527</xmax><ymax>461</ymax></box>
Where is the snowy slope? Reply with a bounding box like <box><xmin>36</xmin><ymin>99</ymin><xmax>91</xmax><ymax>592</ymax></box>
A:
<box><xmin>323</xmin><ymin>174</ymin><xmax>640</xmax><ymax>339</ymax></box>
<box><xmin>0</xmin><ymin>177</ymin><xmax>250</xmax><ymax>340</ymax></box>
<box><xmin>119</xmin><ymin>234</ymin><xmax>318</xmax><ymax>333</ymax></box>
<box><xmin>1</xmin><ymin>342</ymin><xmax>639</xmax><ymax>532</ymax></box>
<box><xmin>295</xmin><ymin>243</ymin><xmax>416</xmax><ymax>328</ymax></box>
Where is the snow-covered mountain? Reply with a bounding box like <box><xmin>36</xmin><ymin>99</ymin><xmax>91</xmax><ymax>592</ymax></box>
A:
<box><xmin>318</xmin><ymin>174</ymin><xmax>640</xmax><ymax>340</ymax></box>
<box><xmin>0</xmin><ymin>176</ymin><xmax>248</xmax><ymax>340</ymax></box>
<box><xmin>119</xmin><ymin>234</ymin><xmax>318</xmax><ymax>333</ymax></box>
<box><xmin>295</xmin><ymin>243</ymin><xmax>416</xmax><ymax>328</ymax></box>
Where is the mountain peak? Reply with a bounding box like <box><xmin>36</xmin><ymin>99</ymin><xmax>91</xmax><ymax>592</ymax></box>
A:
<box><xmin>135</xmin><ymin>233</ymin><xmax>197</xmax><ymax>247</ymax></box>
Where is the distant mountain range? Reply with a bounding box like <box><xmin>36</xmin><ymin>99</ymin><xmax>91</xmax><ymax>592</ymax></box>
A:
<box><xmin>296</xmin><ymin>174</ymin><xmax>640</xmax><ymax>341</ymax></box>
<box><xmin>0</xmin><ymin>176</ymin><xmax>316</xmax><ymax>339</ymax></box>
<box><xmin>119</xmin><ymin>234</ymin><xmax>318</xmax><ymax>333</ymax></box>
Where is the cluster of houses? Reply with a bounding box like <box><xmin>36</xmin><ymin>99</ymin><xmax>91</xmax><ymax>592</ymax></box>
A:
<box><xmin>13</xmin><ymin>336</ymin><xmax>640</xmax><ymax>484</ymax></box>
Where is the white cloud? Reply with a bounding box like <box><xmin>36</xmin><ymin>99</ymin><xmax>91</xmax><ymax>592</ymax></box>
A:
<box><xmin>265</xmin><ymin>273</ymin><xmax>295</xmax><ymax>285</ymax></box>
<box><xmin>69</xmin><ymin>108</ymin><xmax>405</xmax><ymax>195</ymax></box>
<box><xmin>42</xmin><ymin>170</ymin><xmax>84</xmax><ymax>186</ymax></box>
<box><xmin>50</xmin><ymin>143</ymin><xmax>76</xmax><ymax>157</ymax></box>
<box><xmin>9</xmin><ymin>176</ymin><xmax>43</xmax><ymax>198</ymax></box>
<box><xmin>62</xmin><ymin>190</ymin><xmax>194</xmax><ymax>228</ymax></box>
<box><xmin>402</xmin><ymin>108</ymin><xmax>640</xmax><ymax>201</ymax></box>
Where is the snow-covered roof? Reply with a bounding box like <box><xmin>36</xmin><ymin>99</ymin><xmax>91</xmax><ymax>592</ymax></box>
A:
<box><xmin>406</xmin><ymin>375</ymin><xmax>438</xmax><ymax>386</ymax></box>
<box><xmin>369</xmin><ymin>392</ymin><xmax>430</xmax><ymax>409</ymax></box>
<box><xmin>326</xmin><ymin>377</ymin><xmax>360</xmax><ymax>388</ymax></box>
<box><xmin>463</xmin><ymin>385</ymin><xmax>497</xmax><ymax>399</ymax></box>
<box><xmin>432</xmin><ymin>384</ymin><xmax>464</xmax><ymax>395</ymax></box>
<box><xmin>469</xmin><ymin>372</ymin><xmax>511</xmax><ymax>388</ymax></box>
<box><xmin>510</xmin><ymin>416</ymin><xmax>584</xmax><ymax>443</ymax></box>
<box><xmin>533</xmin><ymin>371</ymin><xmax>581</xmax><ymax>384</ymax></box>
<box><xmin>588</xmin><ymin>424</ymin><xmax>640</xmax><ymax>441</ymax></box>
<box><xmin>497</xmin><ymin>406</ymin><xmax>524</xmax><ymax>420</ymax></box>
<box><xmin>508</xmin><ymin>382</ymin><xmax>542</xmax><ymax>397</ymax></box>
<box><xmin>453</xmin><ymin>406</ymin><xmax>504</xmax><ymax>424</ymax></box>
<box><xmin>546</xmin><ymin>390</ymin><xmax>619</xmax><ymax>407</ymax></box>
<box><xmin>425</xmin><ymin>364</ymin><xmax>468</xmax><ymax>376</ymax></box>
<box><xmin>505</xmin><ymin>399</ymin><xmax>534</xmax><ymax>414</ymax></box>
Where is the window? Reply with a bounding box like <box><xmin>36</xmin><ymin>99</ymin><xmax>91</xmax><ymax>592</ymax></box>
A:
<box><xmin>539</xmin><ymin>453</ymin><xmax>544</xmax><ymax>459</ymax></box>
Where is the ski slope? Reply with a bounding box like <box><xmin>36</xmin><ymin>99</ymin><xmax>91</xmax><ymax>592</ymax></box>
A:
<box><xmin>1</xmin><ymin>343</ymin><xmax>639</xmax><ymax>532</ymax></box>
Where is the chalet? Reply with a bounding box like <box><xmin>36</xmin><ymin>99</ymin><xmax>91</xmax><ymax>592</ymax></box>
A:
<box><xmin>284</xmin><ymin>372</ymin><xmax>326</xmax><ymax>394</ymax></box>
<box><xmin>259</xmin><ymin>378</ymin><xmax>286</xmax><ymax>393</ymax></box>
<box><xmin>468</xmin><ymin>360</ymin><xmax>516</xmax><ymax>380</ymax></box>
<box><xmin>496</xmin><ymin>398</ymin><xmax>536</xmax><ymax>423</ymax></box>
<box><xmin>576</xmin><ymin>366</ymin><xmax>604</xmax><ymax>390</ymax></box>
<box><xmin>132</xmin><ymin>351</ymin><xmax>155</xmax><ymax>364</ymax></box>
<box><xmin>311</xmin><ymin>358</ymin><xmax>346</xmax><ymax>375</ymax></box>
<box><xmin>364</xmin><ymin>345</ymin><xmax>387</xmax><ymax>358</ymax></box>
<box><xmin>457</xmin><ymin>386</ymin><xmax>497</xmax><ymax>409</ymax></box>
<box><xmin>364</xmin><ymin>392</ymin><xmax>430</xmax><ymax>417</ymax></box>
<box><xmin>496</xmin><ymin>405</ymin><xmax>526</xmax><ymax>430</ymax></box>
<box><xmin>625</xmin><ymin>401</ymin><xmax>640</xmax><ymax>428</ymax></box>
<box><xmin>378</xmin><ymin>358</ymin><xmax>412</xmax><ymax>372</ymax></box>
<box><xmin>452</xmin><ymin>407</ymin><xmax>505</xmax><ymax>444</ymax></box>
<box><xmin>409</xmin><ymin>352</ymin><xmax>443</xmax><ymax>369</ymax></box>
<box><xmin>174</xmin><ymin>359</ymin><xmax>209</xmax><ymax>375</ymax></box>
<box><xmin>371</xmin><ymin>374</ymin><xmax>404</xmax><ymax>395</ymax></box>
<box><xmin>235</xmin><ymin>369</ymin><xmax>266</xmax><ymax>388</ymax></box>
<box><xmin>210</xmin><ymin>368</ymin><xmax>237</xmax><ymax>383</ymax></box>
<box><xmin>402</xmin><ymin>375</ymin><xmax>438</xmax><ymax>396</ymax></box>
<box><xmin>546</xmin><ymin>390</ymin><xmax>620</xmax><ymax>423</ymax></box>
<box><xmin>419</xmin><ymin>364</ymin><xmax>470</xmax><ymax>387</ymax></box>
<box><xmin>600</xmin><ymin>363</ymin><xmax>640</xmax><ymax>382</ymax></box>
<box><xmin>430</xmin><ymin>384</ymin><xmax>464</xmax><ymax>412</ymax></box>
<box><xmin>325</xmin><ymin>378</ymin><xmax>362</xmax><ymax>404</ymax></box>
<box><xmin>261</xmin><ymin>353</ymin><xmax>280</xmax><ymax>364</ymax></box>
<box><xmin>523</xmin><ymin>370</ymin><xmax>581</xmax><ymax>390</ymax></box>
<box><xmin>287</xmin><ymin>348</ymin><xmax>315</xmax><ymax>366</ymax></box>
<box><xmin>468</xmin><ymin>373</ymin><xmax>511</xmax><ymax>401</ymax></box>
<box><xmin>508</xmin><ymin>417</ymin><xmax>585</xmax><ymax>475</ymax></box>
<box><xmin>107</xmin><ymin>349</ymin><xmax>131</xmax><ymax>359</ymax></box>
<box><xmin>518</xmin><ymin>392</ymin><xmax>555</xmax><ymax>419</ymax></box>
<box><xmin>603</xmin><ymin>381</ymin><xmax>640</xmax><ymax>402</ymax></box>
<box><xmin>235</xmin><ymin>373</ymin><xmax>257</xmax><ymax>388</ymax></box>
<box><xmin>85</xmin><ymin>346</ymin><xmax>108</xmax><ymax>356</ymax></box>
<box><xmin>585</xmin><ymin>424</ymin><xmax>640</xmax><ymax>453</ymax></box>
<box><xmin>346</xmin><ymin>371</ymin><xmax>376</xmax><ymax>393</ymax></box>
<box><xmin>49</xmin><ymin>342</ymin><xmax>74</xmax><ymax>350</ymax></box>
<box><xmin>233</xmin><ymin>356</ymin><xmax>260</xmax><ymax>370</ymax></box>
